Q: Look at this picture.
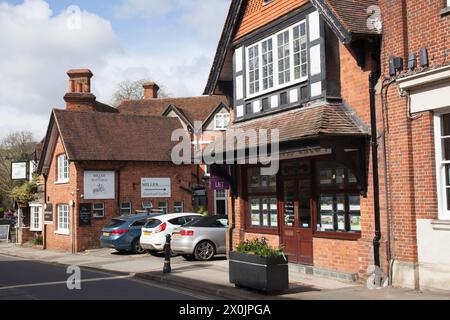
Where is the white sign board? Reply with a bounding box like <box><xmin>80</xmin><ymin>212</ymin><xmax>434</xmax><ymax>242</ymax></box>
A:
<box><xmin>84</xmin><ymin>171</ymin><xmax>115</xmax><ymax>200</ymax></box>
<box><xmin>0</xmin><ymin>225</ymin><xmax>10</xmax><ymax>243</ymax></box>
<box><xmin>11</xmin><ymin>162</ymin><xmax>27</xmax><ymax>180</ymax></box>
<box><xmin>141</xmin><ymin>178</ymin><xmax>171</xmax><ymax>198</ymax></box>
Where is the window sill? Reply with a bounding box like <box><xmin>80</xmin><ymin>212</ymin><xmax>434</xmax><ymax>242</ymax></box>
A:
<box><xmin>30</xmin><ymin>228</ymin><xmax>42</xmax><ymax>232</ymax></box>
<box><xmin>245</xmin><ymin>227</ymin><xmax>279</xmax><ymax>235</ymax></box>
<box><xmin>313</xmin><ymin>231</ymin><xmax>361</xmax><ymax>241</ymax></box>
<box><xmin>431</xmin><ymin>219</ymin><xmax>450</xmax><ymax>231</ymax></box>
<box><xmin>54</xmin><ymin>181</ymin><xmax>69</xmax><ymax>185</ymax></box>
<box><xmin>54</xmin><ymin>231</ymin><xmax>70</xmax><ymax>236</ymax></box>
<box><xmin>440</xmin><ymin>7</ymin><xmax>450</xmax><ymax>17</ymax></box>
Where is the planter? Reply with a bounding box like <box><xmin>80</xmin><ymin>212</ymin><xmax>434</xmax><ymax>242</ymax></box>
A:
<box><xmin>229</xmin><ymin>251</ymin><xmax>289</xmax><ymax>292</ymax></box>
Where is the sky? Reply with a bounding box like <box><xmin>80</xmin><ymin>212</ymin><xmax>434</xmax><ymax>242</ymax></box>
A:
<box><xmin>0</xmin><ymin>0</ymin><xmax>230</xmax><ymax>141</ymax></box>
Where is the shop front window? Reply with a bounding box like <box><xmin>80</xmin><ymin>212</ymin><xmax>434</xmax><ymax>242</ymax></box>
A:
<box><xmin>316</xmin><ymin>161</ymin><xmax>361</xmax><ymax>234</ymax></box>
<box><xmin>246</xmin><ymin>167</ymin><xmax>278</xmax><ymax>230</ymax></box>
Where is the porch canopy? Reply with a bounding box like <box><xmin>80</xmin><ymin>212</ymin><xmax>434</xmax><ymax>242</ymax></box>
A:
<box><xmin>206</xmin><ymin>103</ymin><xmax>370</xmax><ymax>195</ymax></box>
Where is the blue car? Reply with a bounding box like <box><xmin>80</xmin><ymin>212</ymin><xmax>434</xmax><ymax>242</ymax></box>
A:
<box><xmin>100</xmin><ymin>214</ymin><xmax>157</xmax><ymax>254</ymax></box>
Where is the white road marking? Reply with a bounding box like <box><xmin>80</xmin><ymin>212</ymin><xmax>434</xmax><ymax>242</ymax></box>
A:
<box><xmin>0</xmin><ymin>274</ymin><xmax>135</xmax><ymax>291</ymax></box>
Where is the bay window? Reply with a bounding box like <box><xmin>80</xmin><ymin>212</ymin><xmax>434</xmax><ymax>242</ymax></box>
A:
<box><xmin>434</xmin><ymin>112</ymin><xmax>450</xmax><ymax>220</ymax></box>
<box><xmin>316</xmin><ymin>161</ymin><xmax>361</xmax><ymax>234</ymax></box>
<box><xmin>245</xmin><ymin>20</ymin><xmax>308</xmax><ymax>99</ymax></box>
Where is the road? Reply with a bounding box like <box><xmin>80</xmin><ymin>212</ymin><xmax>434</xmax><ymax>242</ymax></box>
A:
<box><xmin>0</xmin><ymin>254</ymin><xmax>208</xmax><ymax>300</ymax></box>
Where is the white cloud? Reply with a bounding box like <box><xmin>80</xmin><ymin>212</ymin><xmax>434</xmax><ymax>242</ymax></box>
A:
<box><xmin>0</xmin><ymin>0</ymin><xmax>122</xmax><ymax>140</ymax></box>
<box><xmin>0</xmin><ymin>0</ymin><xmax>230</xmax><ymax>140</ymax></box>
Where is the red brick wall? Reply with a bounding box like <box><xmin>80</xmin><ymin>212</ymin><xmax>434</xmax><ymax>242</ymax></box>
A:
<box><xmin>43</xmin><ymin>135</ymin><xmax>78</xmax><ymax>252</ymax></box>
<box><xmin>378</xmin><ymin>0</ymin><xmax>449</xmax><ymax>264</ymax></box>
<box><xmin>43</xmin><ymin>135</ymin><xmax>193</xmax><ymax>252</ymax></box>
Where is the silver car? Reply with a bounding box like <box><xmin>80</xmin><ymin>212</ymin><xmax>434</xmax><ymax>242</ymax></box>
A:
<box><xmin>171</xmin><ymin>215</ymin><xmax>228</xmax><ymax>261</ymax></box>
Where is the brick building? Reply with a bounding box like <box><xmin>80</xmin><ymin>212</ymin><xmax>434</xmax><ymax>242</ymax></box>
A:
<box><xmin>379</xmin><ymin>0</ymin><xmax>450</xmax><ymax>291</ymax></box>
<box><xmin>205</xmin><ymin>0</ymin><xmax>386</xmax><ymax>283</ymax></box>
<box><xmin>36</xmin><ymin>69</ymin><xmax>228</xmax><ymax>252</ymax></box>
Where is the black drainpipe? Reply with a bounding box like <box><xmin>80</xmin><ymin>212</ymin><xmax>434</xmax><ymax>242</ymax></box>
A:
<box><xmin>370</xmin><ymin>69</ymin><xmax>382</xmax><ymax>283</ymax></box>
<box><xmin>229</xmin><ymin>164</ymin><xmax>237</xmax><ymax>253</ymax></box>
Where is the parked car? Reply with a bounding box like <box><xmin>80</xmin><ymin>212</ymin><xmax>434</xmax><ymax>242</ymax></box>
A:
<box><xmin>140</xmin><ymin>213</ymin><xmax>202</xmax><ymax>255</ymax></box>
<box><xmin>171</xmin><ymin>215</ymin><xmax>228</xmax><ymax>261</ymax></box>
<box><xmin>100</xmin><ymin>214</ymin><xmax>157</xmax><ymax>254</ymax></box>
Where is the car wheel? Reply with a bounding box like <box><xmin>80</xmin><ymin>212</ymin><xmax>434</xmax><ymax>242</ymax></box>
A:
<box><xmin>147</xmin><ymin>250</ymin><xmax>159</xmax><ymax>256</ymax></box>
<box><xmin>182</xmin><ymin>254</ymin><xmax>195</xmax><ymax>261</ymax></box>
<box><xmin>131</xmin><ymin>238</ymin><xmax>145</xmax><ymax>254</ymax></box>
<box><xmin>194</xmin><ymin>241</ymin><xmax>215</xmax><ymax>261</ymax></box>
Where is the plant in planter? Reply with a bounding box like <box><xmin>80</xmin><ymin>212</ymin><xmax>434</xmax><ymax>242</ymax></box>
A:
<box><xmin>229</xmin><ymin>238</ymin><xmax>289</xmax><ymax>292</ymax></box>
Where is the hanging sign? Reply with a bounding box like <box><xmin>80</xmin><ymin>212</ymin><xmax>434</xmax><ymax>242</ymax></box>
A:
<box><xmin>210</xmin><ymin>176</ymin><xmax>230</xmax><ymax>191</ymax></box>
<box><xmin>11</xmin><ymin>162</ymin><xmax>27</xmax><ymax>180</ymax></box>
<box><xmin>84</xmin><ymin>171</ymin><xmax>115</xmax><ymax>200</ymax></box>
<box><xmin>141</xmin><ymin>178</ymin><xmax>171</xmax><ymax>198</ymax></box>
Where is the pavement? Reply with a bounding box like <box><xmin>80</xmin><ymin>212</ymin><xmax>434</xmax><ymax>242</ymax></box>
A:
<box><xmin>1</xmin><ymin>243</ymin><xmax>449</xmax><ymax>300</ymax></box>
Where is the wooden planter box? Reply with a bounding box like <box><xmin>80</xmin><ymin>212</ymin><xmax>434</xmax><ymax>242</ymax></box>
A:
<box><xmin>229</xmin><ymin>251</ymin><xmax>289</xmax><ymax>292</ymax></box>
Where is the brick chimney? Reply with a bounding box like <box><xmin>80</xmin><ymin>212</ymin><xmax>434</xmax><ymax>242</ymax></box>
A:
<box><xmin>143</xmin><ymin>81</ymin><xmax>160</xmax><ymax>99</ymax></box>
<box><xmin>64</xmin><ymin>69</ymin><xmax>96</xmax><ymax>112</ymax></box>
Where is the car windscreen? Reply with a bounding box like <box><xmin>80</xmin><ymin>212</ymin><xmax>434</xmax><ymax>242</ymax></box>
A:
<box><xmin>106</xmin><ymin>219</ymin><xmax>126</xmax><ymax>228</ymax></box>
<box><xmin>144</xmin><ymin>218</ymin><xmax>162</xmax><ymax>228</ymax></box>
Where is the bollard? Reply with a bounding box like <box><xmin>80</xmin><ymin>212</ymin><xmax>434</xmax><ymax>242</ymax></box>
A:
<box><xmin>163</xmin><ymin>234</ymin><xmax>172</xmax><ymax>274</ymax></box>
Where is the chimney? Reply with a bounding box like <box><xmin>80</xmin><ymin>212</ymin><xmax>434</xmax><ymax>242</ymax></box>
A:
<box><xmin>64</xmin><ymin>69</ymin><xmax>96</xmax><ymax>112</ymax></box>
<box><xmin>143</xmin><ymin>81</ymin><xmax>160</xmax><ymax>99</ymax></box>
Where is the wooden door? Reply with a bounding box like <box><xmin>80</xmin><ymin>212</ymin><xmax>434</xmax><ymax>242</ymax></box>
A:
<box><xmin>281</xmin><ymin>174</ymin><xmax>313</xmax><ymax>265</ymax></box>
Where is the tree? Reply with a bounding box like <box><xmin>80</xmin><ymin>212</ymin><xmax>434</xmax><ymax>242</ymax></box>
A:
<box><xmin>0</xmin><ymin>131</ymin><xmax>36</xmax><ymax>209</ymax></box>
<box><xmin>111</xmin><ymin>79</ymin><xmax>170</xmax><ymax>106</ymax></box>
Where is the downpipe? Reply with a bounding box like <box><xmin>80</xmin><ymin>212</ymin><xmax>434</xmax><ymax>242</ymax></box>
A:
<box><xmin>369</xmin><ymin>70</ymin><xmax>383</xmax><ymax>287</ymax></box>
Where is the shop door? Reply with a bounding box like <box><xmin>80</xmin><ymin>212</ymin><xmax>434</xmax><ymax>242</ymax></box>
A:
<box><xmin>282</xmin><ymin>178</ymin><xmax>313</xmax><ymax>265</ymax></box>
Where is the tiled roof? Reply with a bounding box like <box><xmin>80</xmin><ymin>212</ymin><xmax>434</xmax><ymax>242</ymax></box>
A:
<box><xmin>117</xmin><ymin>95</ymin><xmax>228</xmax><ymax>124</ymax></box>
<box><xmin>324</xmin><ymin>0</ymin><xmax>379</xmax><ymax>35</ymax></box>
<box><xmin>208</xmin><ymin>104</ymin><xmax>368</xmax><ymax>151</ymax></box>
<box><xmin>53</xmin><ymin>109</ymin><xmax>185</xmax><ymax>162</ymax></box>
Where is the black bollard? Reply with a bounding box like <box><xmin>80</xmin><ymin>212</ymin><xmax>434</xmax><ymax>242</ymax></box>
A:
<box><xmin>163</xmin><ymin>234</ymin><xmax>172</xmax><ymax>274</ymax></box>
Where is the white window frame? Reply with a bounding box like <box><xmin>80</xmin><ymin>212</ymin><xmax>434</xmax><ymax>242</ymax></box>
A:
<box><xmin>30</xmin><ymin>204</ymin><xmax>42</xmax><ymax>232</ymax></box>
<box><xmin>214</xmin><ymin>190</ymin><xmax>228</xmax><ymax>216</ymax></box>
<box><xmin>174</xmin><ymin>201</ymin><xmax>184</xmax><ymax>213</ymax></box>
<box><xmin>57</xmin><ymin>204</ymin><xmax>69</xmax><ymax>235</ymax></box>
<box><xmin>120</xmin><ymin>202</ymin><xmax>132</xmax><ymax>216</ymax></box>
<box><xmin>93</xmin><ymin>203</ymin><xmax>105</xmax><ymax>218</ymax></box>
<box><xmin>214</xmin><ymin>113</ymin><xmax>230</xmax><ymax>130</ymax></box>
<box><xmin>245</xmin><ymin>20</ymin><xmax>308</xmax><ymax>100</ymax></box>
<box><xmin>158</xmin><ymin>201</ymin><xmax>168</xmax><ymax>214</ymax></box>
<box><xmin>434</xmin><ymin>110</ymin><xmax>450</xmax><ymax>220</ymax></box>
<box><xmin>56</xmin><ymin>154</ymin><xmax>69</xmax><ymax>183</ymax></box>
<box><xmin>447</xmin><ymin>0</ymin><xmax>450</xmax><ymax>8</ymax></box>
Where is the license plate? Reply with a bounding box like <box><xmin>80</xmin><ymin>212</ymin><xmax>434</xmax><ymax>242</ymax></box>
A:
<box><xmin>103</xmin><ymin>232</ymin><xmax>111</xmax><ymax>237</ymax></box>
<box><xmin>143</xmin><ymin>231</ymin><xmax>152</xmax><ymax>236</ymax></box>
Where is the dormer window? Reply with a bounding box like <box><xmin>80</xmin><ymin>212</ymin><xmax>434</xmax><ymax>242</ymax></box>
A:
<box><xmin>57</xmin><ymin>154</ymin><xmax>69</xmax><ymax>183</ymax></box>
<box><xmin>215</xmin><ymin>113</ymin><xmax>230</xmax><ymax>130</ymax></box>
<box><xmin>245</xmin><ymin>20</ymin><xmax>308</xmax><ymax>99</ymax></box>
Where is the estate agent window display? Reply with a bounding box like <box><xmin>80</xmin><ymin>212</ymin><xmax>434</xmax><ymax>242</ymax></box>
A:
<box><xmin>243</xmin><ymin>159</ymin><xmax>362</xmax><ymax>239</ymax></box>
<box><xmin>315</xmin><ymin>160</ymin><xmax>362</xmax><ymax>240</ymax></box>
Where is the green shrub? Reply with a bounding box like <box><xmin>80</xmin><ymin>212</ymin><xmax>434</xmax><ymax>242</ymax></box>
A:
<box><xmin>194</xmin><ymin>206</ymin><xmax>208</xmax><ymax>216</ymax></box>
<box><xmin>236</xmin><ymin>238</ymin><xmax>286</xmax><ymax>260</ymax></box>
<box><xmin>33</xmin><ymin>235</ymin><xmax>43</xmax><ymax>246</ymax></box>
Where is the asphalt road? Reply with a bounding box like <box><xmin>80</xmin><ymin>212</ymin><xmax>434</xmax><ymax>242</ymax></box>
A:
<box><xmin>0</xmin><ymin>254</ymin><xmax>206</xmax><ymax>300</ymax></box>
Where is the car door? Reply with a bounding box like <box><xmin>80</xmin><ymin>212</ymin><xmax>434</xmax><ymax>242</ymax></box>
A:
<box><xmin>208</xmin><ymin>217</ymin><xmax>228</xmax><ymax>254</ymax></box>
